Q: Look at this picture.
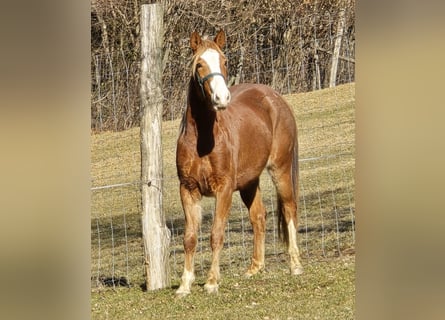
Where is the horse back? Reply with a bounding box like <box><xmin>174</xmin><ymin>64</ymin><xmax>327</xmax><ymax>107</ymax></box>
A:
<box><xmin>226</xmin><ymin>83</ymin><xmax>297</xmax><ymax>188</ymax></box>
<box><xmin>228</xmin><ymin>83</ymin><xmax>297</xmax><ymax>146</ymax></box>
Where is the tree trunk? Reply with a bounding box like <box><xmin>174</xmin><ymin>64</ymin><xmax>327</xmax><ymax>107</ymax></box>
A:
<box><xmin>329</xmin><ymin>7</ymin><xmax>346</xmax><ymax>88</ymax></box>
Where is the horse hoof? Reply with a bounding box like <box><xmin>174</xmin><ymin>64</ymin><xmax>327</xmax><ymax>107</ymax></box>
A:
<box><xmin>244</xmin><ymin>269</ymin><xmax>259</xmax><ymax>278</ymax></box>
<box><xmin>204</xmin><ymin>283</ymin><xmax>219</xmax><ymax>294</ymax></box>
<box><xmin>291</xmin><ymin>266</ymin><xmax>304</xmax><ymax>276</ymax></box>
<box><xmin>175</xmin><ymin>288</ymin><xmax>191</xmax><ymax>298</ymax></box>
<box><xmin>245</xmin><ymin>264</ymin><xmax>266</xmax><ymax>278</ymax></box>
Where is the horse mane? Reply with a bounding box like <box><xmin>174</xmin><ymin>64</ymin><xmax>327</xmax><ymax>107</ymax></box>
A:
<box><xmin>189</xmin><ymin>39</ymin><xmax>226</xmax><ymax>77</ymax></box>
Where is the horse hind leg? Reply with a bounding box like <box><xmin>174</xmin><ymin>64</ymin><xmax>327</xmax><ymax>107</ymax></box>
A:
<box><xmin>269</xmin><ymin>165</ymin><xmax>304</xmax><ymax>276</ymax></box>
<box><xmin>240</xmin><ymin>179</ymin><xmax>267</xmax><ymax>277</ymax></box>
<box><xmin>283</xmin><ymin>202</ymin><xmax>304</xmax><ymax>276</ymax></box>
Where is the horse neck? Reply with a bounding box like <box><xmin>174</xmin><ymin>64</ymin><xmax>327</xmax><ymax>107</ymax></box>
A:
<box><xmin>183</xmin><ymin>78</ymin><xmax>217</xmax><ymax>156</ymax></box>
<box><xmin>186</xmin><ymin>78</ymin><xmax>216</xmax><ymax>133</ymax></box>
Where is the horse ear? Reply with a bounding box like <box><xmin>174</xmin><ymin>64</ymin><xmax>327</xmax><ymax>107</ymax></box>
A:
<box><xmin>190</xmin><ymin>31</ymin><xmax>202</xmax><ymax>53</ymax></box>
<box><xmin>214</xmin><ymin>29</ymin><xmax>226</xmax><ymax>49</ymax></box>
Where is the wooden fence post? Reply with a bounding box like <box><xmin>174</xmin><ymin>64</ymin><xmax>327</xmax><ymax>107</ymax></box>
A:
<box><xmin>140</xmin><ymin>3</ymin><xmax>170</xmax><ymax>290</ymax></box>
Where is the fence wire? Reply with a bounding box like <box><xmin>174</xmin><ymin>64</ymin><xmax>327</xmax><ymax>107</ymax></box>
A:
<box><xmin>91</xmin><ymin>82</ymin><xmax>355</xmax><ymax>289</ymax></box>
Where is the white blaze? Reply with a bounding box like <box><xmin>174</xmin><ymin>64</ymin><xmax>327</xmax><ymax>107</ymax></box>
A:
<box><xmin>200</xmin><ymin>49</ymin><xmax>231</xmax><ymax>109</ymax></box>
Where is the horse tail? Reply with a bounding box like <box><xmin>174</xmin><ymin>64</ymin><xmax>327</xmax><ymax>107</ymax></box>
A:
<box><xmin>277</xmin><ymin>137</ymin><xmax>299</xmax><ymax>246</ymax></box>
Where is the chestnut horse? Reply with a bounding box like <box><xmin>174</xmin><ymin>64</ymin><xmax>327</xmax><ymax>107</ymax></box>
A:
<box><xmin>175</xmin><ymin>30</ymin><xmax>303</xmax><ymax>296</ymax></box>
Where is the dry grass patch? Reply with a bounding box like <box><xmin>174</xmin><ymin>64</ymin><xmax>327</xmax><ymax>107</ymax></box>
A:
<box><xmin>91</xmin><ymin>83</ymin><xmax>355</xmax><ymax>318</ymax></box>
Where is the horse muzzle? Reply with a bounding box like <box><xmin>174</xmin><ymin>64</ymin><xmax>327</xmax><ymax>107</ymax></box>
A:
<box><xmin>197</xmin><ymin>71</ymin><xmax>231</xmax><ymax>110</ymax></box>
<box><xmin>212</xmin><ymin>91</ymin><xmax>231</xmax><ymax>111</ymax></box>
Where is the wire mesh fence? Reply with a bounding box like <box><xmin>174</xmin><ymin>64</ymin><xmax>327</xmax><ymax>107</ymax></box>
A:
<box><xmin>90</xmin><ymin>82</ymin><xmax>355</xmax><ymax>290</ymax></box>
<box><xmin>91</xmin><ymin>4</ymin><xmax>355</xmax><ymax>289</ymax></box>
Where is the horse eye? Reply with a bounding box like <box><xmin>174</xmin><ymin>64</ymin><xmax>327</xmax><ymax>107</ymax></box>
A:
<box><xmin>196</xmin><ymin>63</ymin><xmax>202</xmax><ymax>69</ymax></box>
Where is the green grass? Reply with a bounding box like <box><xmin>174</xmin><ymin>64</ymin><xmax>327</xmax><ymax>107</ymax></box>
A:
<box><xmin>92</xmin><ymin>256</ymin><xmax>354</xmax><ymax>320</ymax></box>
<box><xmin>91</xmin><ymin>83</ymin><xmax>355</xmax><ymax>319</ymax></box>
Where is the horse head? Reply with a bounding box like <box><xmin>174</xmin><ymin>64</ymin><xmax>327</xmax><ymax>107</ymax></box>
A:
<box><xmin>190</xmin><ymin>30</ymin><xmax>231</xmax><ymax>111</ymax></box>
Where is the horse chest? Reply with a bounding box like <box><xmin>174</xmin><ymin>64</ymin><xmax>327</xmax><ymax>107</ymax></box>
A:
<box><xmin>178</xmin><ymin>147</ymin><xmax>231</xmax><ymax>196</ymax></box>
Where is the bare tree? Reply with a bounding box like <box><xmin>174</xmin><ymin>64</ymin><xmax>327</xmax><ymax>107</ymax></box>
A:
<box><xmin>329</xmin><ymin>6</ymin><xmax>346</xmax><ymax>88</ymax></box>
<box><xmin>91</xmin><ymin>0</ymin><xmax>355</xmax><ymax>132</ymax></box>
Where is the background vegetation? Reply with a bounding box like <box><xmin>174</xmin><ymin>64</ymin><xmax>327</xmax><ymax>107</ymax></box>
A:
<box><xmin>91</xmin><ymin>0</ymin><xmax>355</xmax><ymax>131</ymax></box>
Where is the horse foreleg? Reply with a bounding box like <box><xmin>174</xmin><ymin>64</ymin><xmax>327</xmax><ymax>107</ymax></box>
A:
<box><xmin>176</xmin><ymin>185</ymin><xmax>202</xmax><ymax>297</ymax></box>
<box><xmin>240</xmin><ymin>182</ymin><xmax>267</xmax><ymax>277</ymax></box>
<box><xmin>204</xmin><ymin>186</ymin><xmax>232</xmax><ymax>294</ymax></box>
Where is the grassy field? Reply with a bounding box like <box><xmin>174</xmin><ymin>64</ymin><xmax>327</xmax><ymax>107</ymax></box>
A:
<box><xmin>92</xmin><ymin>256</ymin><xmax>354</xmax><ymax>319</ymax></box>
<box><xmin>91</xmin><ymin>83</ymin><xmax>355</xmax><ymax>319</ymax></box>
